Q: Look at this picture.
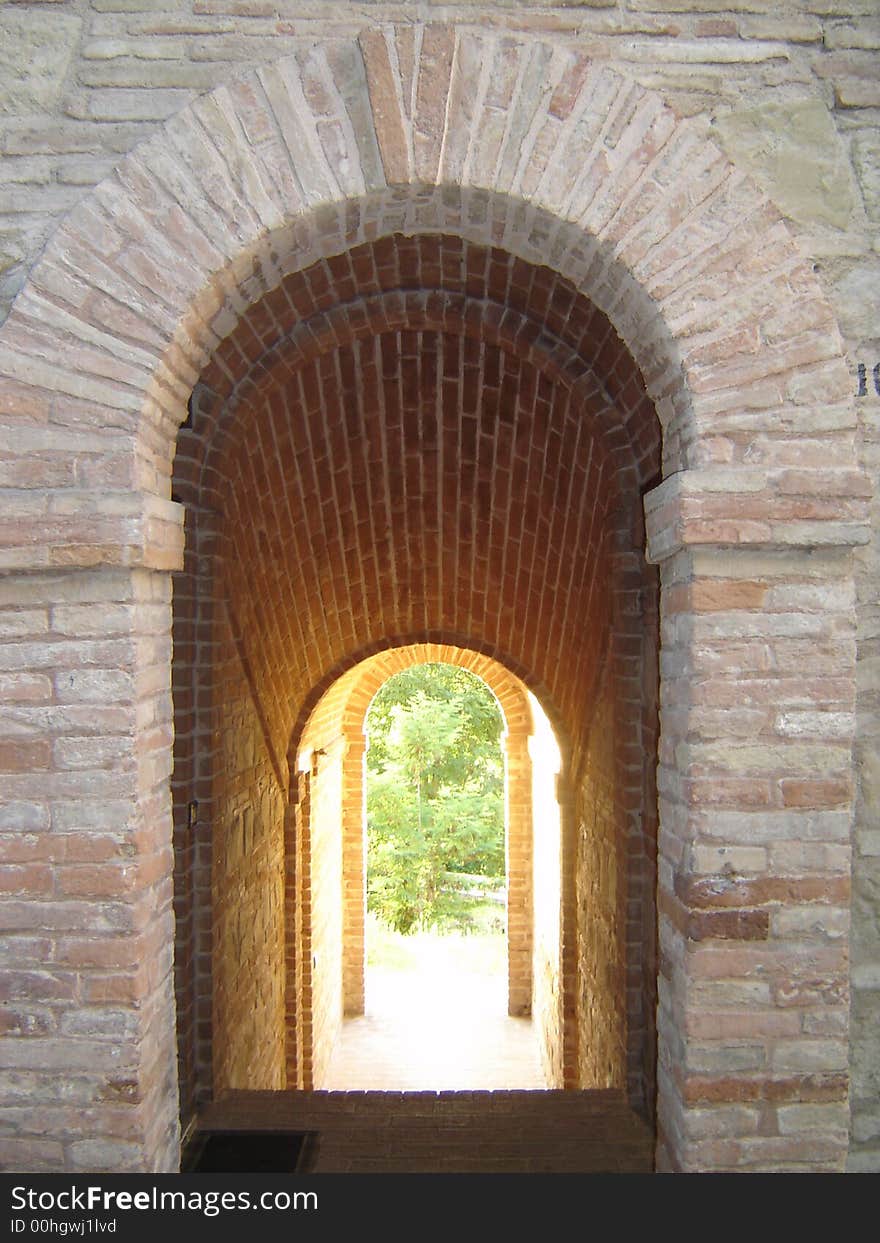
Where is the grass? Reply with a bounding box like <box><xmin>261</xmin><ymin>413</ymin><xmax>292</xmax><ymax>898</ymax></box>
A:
<box><xmin>366</xmin><ymin>910</ymin><xmax>507</xmax><ymax>976</ymax></box>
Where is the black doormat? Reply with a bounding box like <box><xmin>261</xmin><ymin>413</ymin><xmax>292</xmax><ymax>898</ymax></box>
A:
<box><xmin>182</xmin><ymin>1129</ymin><xmax>317</xmax><ymax>1173</ymax></box>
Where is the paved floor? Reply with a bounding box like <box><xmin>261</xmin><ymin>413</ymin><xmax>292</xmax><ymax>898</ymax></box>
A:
<box><xmin>322</xmin><ymin>956</ymin><xmax>547</xmax><ymax>1090</ymax></box>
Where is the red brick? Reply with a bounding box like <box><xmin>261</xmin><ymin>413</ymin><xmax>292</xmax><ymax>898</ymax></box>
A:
<box><xmin>675</xmin><ymin>874</ymin><xmax>850</xmax><ymax>910</ymax></box>
<box><xmin>681</xmin><ymin>1074</ymin><xmax>848</xmax><ymax>1105</ymax></box>
<box><xmin>0</xmin><ymin>741</ymin><xmax>51</xmax><ymax>772</ymax></box>
<box><xmin>781</xmin><ymin>779</ymin><xmax>852</xmax><ymax>809</ymax></box>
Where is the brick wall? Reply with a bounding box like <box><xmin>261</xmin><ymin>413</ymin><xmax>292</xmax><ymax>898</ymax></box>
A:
<box><xmin>647</xmin><ymin>534</ymin><xmax>860</xmax><ymax>1168</ymax></box>
<box><xmin>0</xmin><ymin>567</ymin><xmax>179</xmax><ymax>1171</ymax></box>
<box><xmin>0</xmin><ymin>7</ymin><xmax>873</xmax><ymax>1171</ymax></box>
<box><xmin>530</xmin><ymin>704</ymin><xmax>565</xmax><ymax>1087</ymax></box>
<box><xmin>577</xmin><ymin>636</ymin><xmax>627</xmax><ymax>1092</ymax></box>
<box><xmin>209</xmin><ymin>596</ymin><xmax>286</xmax><ymax>1095</ymax></box>
<box><xmin>304</xmin><ymin>736</ymin><xmax>345</xmax><ymax>1089</ymax></box>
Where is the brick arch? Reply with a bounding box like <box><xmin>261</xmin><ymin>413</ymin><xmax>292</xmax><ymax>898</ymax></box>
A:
<box><xmin>298</xmin><ymin>642</ymin><xmax>542</xmax><ymax>763</ymax></box>
<box><xmin>185</xmin><ymin>232</ymin><xmax>653</xmax><ymax>787</ymax></box>
<box><xmin>292</xmin><ymin>642</ymin><xmax>546</xmax><ymax>1088</ymax></box>
<box><xmin>192</xmin><ymin>239</ymin><xmax>660</xmax><ymax>500</ymax></box>
<box><xmin>0</xmin><ymin>29</ymin><xmax>860</xmax><ymax>556</ymax></box>
<box><xmin>176</xmin><ymin>234</ymin><xmax>654</xmax><ymax>796</ymax></box>
<box><xmin>0</xmin><ymin>23</ymin><xmax>869</xmax><ymax>1175</ymax></box>
<box><xmin>290</xmin><ymin>628</ymin><xmax>567</xmax><ymax>775</ymax></box>
<box><xmin>200</xmin><ymin>290</ymin><xmax>648</xmax><ymax>497</ymax></box>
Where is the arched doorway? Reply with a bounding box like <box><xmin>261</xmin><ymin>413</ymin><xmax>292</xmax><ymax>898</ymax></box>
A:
<box><xmin>353</xmin><ymin>662</ymin><xmax>520</xmax><ymax>1089</ymax></box>
<box><xmin>0</xmin><ymin>26</ymin><xmax>865</xmax><ymax>1173</ymax></box>
<box><xmin>293</xmin><ymin>644</ymin><xmax>571</xmax><ymax>1090</ymax></box>
<box><xmin>169</xmin><ymin>228</ymin><xmax>663</xmax><ymax>1127</ymax></box>
<box><xmin>169</xmin><ymin>227</ymin><xmax>665</xmax><ymax>1124</ymax></box>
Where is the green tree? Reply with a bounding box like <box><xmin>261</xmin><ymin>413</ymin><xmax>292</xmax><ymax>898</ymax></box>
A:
<box><xmin>366</xmin><ymin>665</ymin><xmax>505</xmax><ymax>933</ymax></box>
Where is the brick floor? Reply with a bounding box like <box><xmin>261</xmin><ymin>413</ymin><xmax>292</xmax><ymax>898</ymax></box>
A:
<box><xmin>322</xmin><ymin>962</ymin><xmax>547</xmax><ymax>1091</ymax></box>
<box><xmin>199</xmin><ymin>1089</ymin><xmax>655</xmax><ymax>1173</ymax></box>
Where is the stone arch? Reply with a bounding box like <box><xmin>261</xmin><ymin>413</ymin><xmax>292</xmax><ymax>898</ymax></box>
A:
<box><xmin>0</xmin><ymin>24</ymin><xmax>868</xmax><ymax>1173</ymax></box>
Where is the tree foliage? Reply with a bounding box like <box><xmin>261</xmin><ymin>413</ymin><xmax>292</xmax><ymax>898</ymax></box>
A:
<box><xmin>366</xmin><ymin>664</ymin><xmax>505</xmax><ymax>934</ymax></box>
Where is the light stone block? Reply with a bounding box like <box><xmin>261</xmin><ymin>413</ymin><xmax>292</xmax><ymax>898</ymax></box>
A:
<box><xmin>0</xmin><ymin>13</ymin><xmax>82</xmax><ymax>117</ymax></box>
<box><xmin>713</xmin><ymin>99</ymin><xmax>859</xmax><ymax>229</ymax></box>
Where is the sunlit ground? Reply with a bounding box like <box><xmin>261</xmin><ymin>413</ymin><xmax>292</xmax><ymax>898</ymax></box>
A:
<box><xmin>322</xmin><ymin>914</ymin><xmax>547</xmax><ymax>1090</ymax></box>
<box><xmin>366</xmin><ymin>910</ymin><xmax>507</xmax><ymax>974</ymax></box>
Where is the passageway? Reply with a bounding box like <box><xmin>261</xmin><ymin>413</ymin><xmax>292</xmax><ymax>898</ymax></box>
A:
<box><xmin>295</xmin><ymin>644</ymin><xmax>561</xmax><ymax>1089</ymax></box>
<box><xmin>170</xmin><ymin>232</ymin><xmax>660</xmax><ymax>1135</ymax></box>
<box><xmin>319</xmin><ymin>661</ymin><xmax>542</xmax><ymax>1091</ymax></box>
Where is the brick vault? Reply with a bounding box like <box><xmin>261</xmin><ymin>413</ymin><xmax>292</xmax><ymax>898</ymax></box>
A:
<box><xmin>0</xmin><ymin>26</ymin><xmax>869</xmax><ymax>1172</ymax></box>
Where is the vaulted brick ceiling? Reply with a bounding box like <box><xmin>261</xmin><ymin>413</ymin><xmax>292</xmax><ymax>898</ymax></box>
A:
<box><xmin>176</xmin><ymin>234</ymin><xmax>659</xmax><ymax>770</ymax></box>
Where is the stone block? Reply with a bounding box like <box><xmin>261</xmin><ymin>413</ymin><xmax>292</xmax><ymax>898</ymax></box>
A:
<box><xmin>852</xmin><ymin>131</ymin><xmax>880</xmax><ymax>222</ymax></box>
<box><xmin>832</xmin><ymin>259</ymin><xmax>880</xmax><ymax>340</ymax></box>
<box><xmin>713</xmin><ymin>99</ymin><xmax>859</xmax><ymax>228</ymax></box>
<box><xmin>0</xmin><ymin>12</ymin><xmax>82</xmax><ymax>116</ymax></box>
<box><xmin>68</xmin><ymin>1138</ymin><xmax>144</xmax><ymax>1170</ymax></box>
<box><xmin>771</xmin><ymin>1040</ymin><xmax>849</xmax><ymax>1073</ymax></box>
<box><xmin>835</xmin><ymin>79</ymin><xmax>880</xmax><ymax>107</ymax></box>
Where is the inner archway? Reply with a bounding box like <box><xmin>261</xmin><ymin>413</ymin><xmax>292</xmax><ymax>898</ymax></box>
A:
<box><xmin>299</xmin><ymin>647</ymin><xmax>563</xmax><ymax>1089</ymax></box>
<box><xmin>360</xmin><ymin>661</ymin><xmax>511</xmax><ymax>1074</ymax></box>
<box><xmin>364</xmin><ymin>663</ymin><xmax>507</xmax><ymax>947</ymax></box>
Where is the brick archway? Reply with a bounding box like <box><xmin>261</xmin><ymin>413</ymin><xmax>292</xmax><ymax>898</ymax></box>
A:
<box><xmin>291</xmin><ymin>642</ymin><xmax>556</xmax><ymax>1089</ymax></box>
<box><xmin>171</xmin><ymin>228</ymin><xmax>664</xmax><ymax>1127</ymax></box>
<box><xmin>0</xmin><ymin>25</ymin><xmax>868</xmax><ymax>1173</ymax></box>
